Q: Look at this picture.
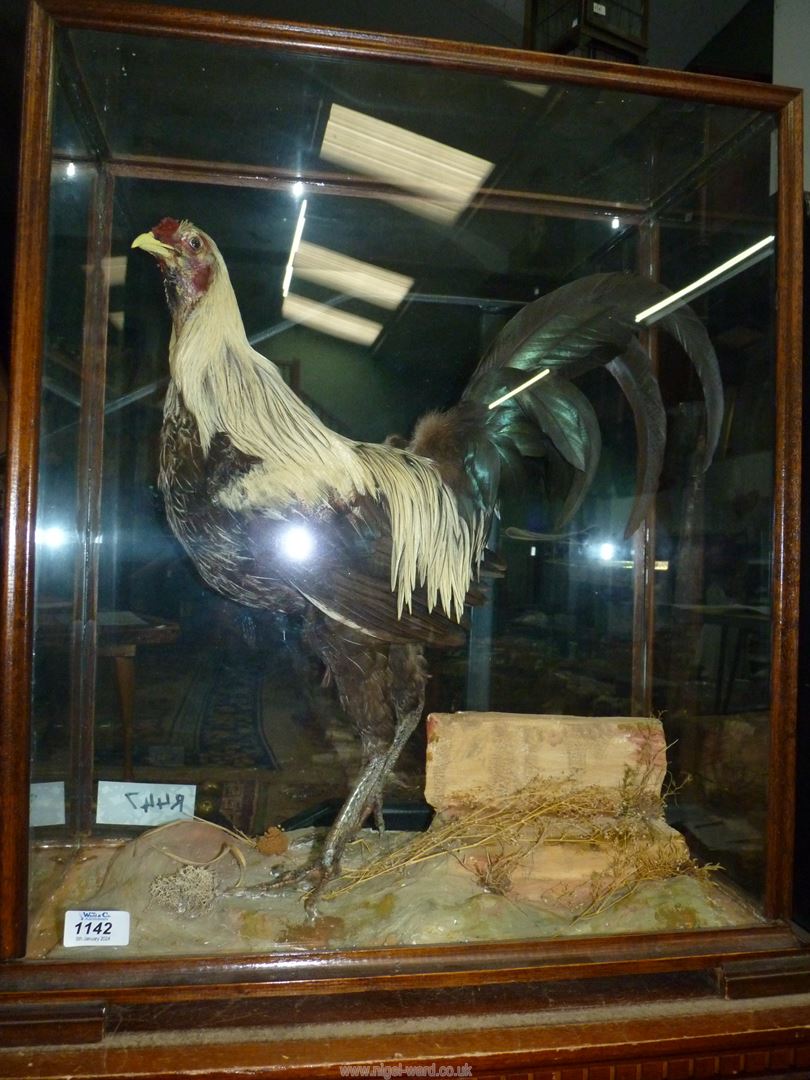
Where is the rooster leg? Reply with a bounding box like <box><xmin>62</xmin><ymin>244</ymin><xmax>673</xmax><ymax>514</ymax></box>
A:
<box><xmin>234</xmin><ymin>632</ymin><xmax>394</xmax><ymax>903</ymax></box>
<box><xmin>235</xmin><ymin>628</ymin><xmax>426</xmax><ymax>908</ymax></box>
<box><xmin>352</xmin><ymin>644</ymin><xmax>428</xmax><ymax>835</ymax></box>
<box><xmin>358</xmin><ymin>732</ymin><xmax>388</xmax><ymax>836</ymax></box>
<box><xmin>303</xmin><ymin>638</ymin><xmax>428</xmax><ymax>909</ymax></box>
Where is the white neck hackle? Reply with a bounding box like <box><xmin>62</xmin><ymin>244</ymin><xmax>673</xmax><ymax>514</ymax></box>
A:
<box><xmin>169</xmin><ymin>247</ymin><xmax>351</xmax><ymax>498</ymax></box>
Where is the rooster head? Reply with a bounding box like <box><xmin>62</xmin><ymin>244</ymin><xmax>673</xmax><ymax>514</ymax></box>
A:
<box><xmin>132</xmin><ymin>218</ymin><xmax>218</xmax><ymax>322</ymax></box>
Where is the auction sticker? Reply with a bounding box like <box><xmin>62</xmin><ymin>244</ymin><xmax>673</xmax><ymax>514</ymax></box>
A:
<box><xmin>63</xmin><ymin>910</ymin><xmax>130</xmax><ymax>948</ymax></box>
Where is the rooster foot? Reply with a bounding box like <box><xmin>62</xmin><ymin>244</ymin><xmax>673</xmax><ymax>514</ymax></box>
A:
<box><xmin>253</xmin><ymin>861</ymin><xmax>338</xmax><ymax>917</ymax></box>
<box><xmin>227</xmin><ymin>858</ymin><xmax>331</xmax><ymax>909</ymax></box>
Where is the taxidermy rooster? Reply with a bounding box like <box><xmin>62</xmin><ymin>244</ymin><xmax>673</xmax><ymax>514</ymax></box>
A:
<box><xmin>132</xmin><ymin>217</ymin><xmax>722</xmax><ymax>902</ymax></box>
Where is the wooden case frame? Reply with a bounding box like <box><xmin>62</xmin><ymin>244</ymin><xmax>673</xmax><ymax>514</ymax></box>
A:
<box><xmin>0</xmin><ymin>1</ymin><xmax>807</xmax><ymax>1073</ymax></box>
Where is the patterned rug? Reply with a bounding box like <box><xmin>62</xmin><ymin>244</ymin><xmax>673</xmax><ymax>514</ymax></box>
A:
<box><xmin>167</xmin><ymin>648</ymin><xmax>280</xmax><ymax>770</ymax></box>
<box><xmin>122</xmin><ymin>643</ymin><xmax>280</xmax><ymax>773</ymax></box>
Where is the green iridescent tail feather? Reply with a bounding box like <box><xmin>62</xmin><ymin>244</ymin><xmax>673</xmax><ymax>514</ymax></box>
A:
<box><xmin>463</xmin><ymin>272</ymin><xmax>723</xmax><ymax>537</ymax></box>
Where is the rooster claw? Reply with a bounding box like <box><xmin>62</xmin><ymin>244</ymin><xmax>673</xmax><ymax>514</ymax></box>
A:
<box><xmin>301</xmin><ymin>869</ymin><xmax>333</xmax><ymax>917</ymax></box>
<box><xmin>228</xmin><ymin>860</ymin><xmax>333</xmax><ymax>916</ymax></box>
<box><xmin>277</xmin><ymin>861</ymin><xmax>339</xmax><ymax>919</ymax></box>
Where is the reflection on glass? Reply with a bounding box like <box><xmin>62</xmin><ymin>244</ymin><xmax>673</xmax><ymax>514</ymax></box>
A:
<box><xmin>319</xmin><ymin>103</ymin><xmax>494</xmax><ymax>222</ymax></box>
<box><xmin>281</xmin><ymin>293</ymin><xmax>385</xmax><ymax>345</ymax></box>
<box><xmin>26</xmin><ymin>24</ymin><xmax>780</xmax><ymax>959</ymax></box>
<box><xmin>290</xmin><ymin>240</ymin><xmax>414</xmax><ymax>309</ymax></box>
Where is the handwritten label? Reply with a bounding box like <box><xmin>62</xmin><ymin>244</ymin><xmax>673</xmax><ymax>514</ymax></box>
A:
<box><xmin>96</xmin><ymin>781</ymin><xmax>196</xmax><ymax>826</ymax></box>
<box><xmin>30</xmin><ymin>781</ymin><xmax>66</xmax><ymax>826</ymax></box>
<box><xmin>593</xmin><ymin>2</ymin><xmax>607</xmax><ymax>15</ymax></box>
<box><xmin>64</xmin><ymin>909</ymin><xmax>130</xmax><ymax>947</ymax></box>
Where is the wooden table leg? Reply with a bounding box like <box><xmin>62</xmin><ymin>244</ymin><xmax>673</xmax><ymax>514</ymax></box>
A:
<box><xmin>99</xmin><ymin>643</ymin><xmax>137</xmax><ymax>779</ymax></box>
<box><xmin>113</xmin><ymin>651</ymin><xmax>136</xmax><ymax>779</ymax></box>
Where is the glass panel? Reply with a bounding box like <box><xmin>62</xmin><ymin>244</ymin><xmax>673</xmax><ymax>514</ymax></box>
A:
<box><xmin>31</xmin><ymin>153</ymin><xmax>94</xmax><ymax>840</ymax></box>
<box><xmin>53</xmin><ymin>29</ymin><xmax>760</xmax><ymax>210</ymax></box>
<box><xmin>29</xmin><ymin>23</ymin><xmax>779</xmax><ymax>959</ymax></box>
<box><xmin>652</xmin><ymin>120</ymin><xmax>776</xmax><ymax>903</ymax></box>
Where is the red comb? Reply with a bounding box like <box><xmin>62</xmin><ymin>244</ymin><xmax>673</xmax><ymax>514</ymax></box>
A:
<box><xmin>152</xmin><ymin>217</ymin><xmax>181</xmax><ymax>241</ymax></box>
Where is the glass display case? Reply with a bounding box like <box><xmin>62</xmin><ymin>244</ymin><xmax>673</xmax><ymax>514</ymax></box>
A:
<box><xmin>0</xmin><ymin>0</ymin><xmax>805</xmax><ymax>1064</ymax></box>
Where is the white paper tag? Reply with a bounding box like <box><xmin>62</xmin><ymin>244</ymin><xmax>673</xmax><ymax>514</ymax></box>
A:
<box><xmin>95</xmin><ymin>781</ymin><xmax>196</xmax><ymax>826</ymax></box>
<box><xmin>30</xmin><ymin>781</ymin><xmax>66</xmax><ymax>826</ymax></box>
<box><xmin>63</xmin><ymin>909</ymin><xmax>130</xmax><ymax>948</ymax></box>
<box><xmin>593</xmin><ymin>2</ymin><xmax>607</xmax><ymax>15</ymax></box>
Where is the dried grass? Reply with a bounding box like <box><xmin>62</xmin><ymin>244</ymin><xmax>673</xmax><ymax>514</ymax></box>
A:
<box><xmin>323</xmin><ymin>774</ymin><xmax>628</xmax><ymax>899</ymax></box>
<box><xmin>571</xmin><ymin>837</ymin><xmax>717</xmax><ymax>923</ymax></box>
<box><xmin>323</xmin><ymin>758</ymin><xmax>713</xmax><ymax>922</ymax></box>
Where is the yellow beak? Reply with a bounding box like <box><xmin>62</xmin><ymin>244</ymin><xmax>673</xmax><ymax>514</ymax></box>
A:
<box><xmin>131</xmin><ymin>231</ymin><xmax>175</xmax><ymax>258</ymax></box>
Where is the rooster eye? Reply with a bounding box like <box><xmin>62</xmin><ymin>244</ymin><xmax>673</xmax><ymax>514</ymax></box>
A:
<box><xmin>188</xmin><ymin>234</ymin><xmax>202</xmax><ymax>252</ymax></box>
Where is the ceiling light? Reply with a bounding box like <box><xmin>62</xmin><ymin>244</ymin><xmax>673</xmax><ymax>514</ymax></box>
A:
<box><xmin>282</xmin><ymin>293</ymin><xmax>383</xmax><ymax>347</ymax></box>
<box><xmin>320</xmin><ymin>103</ymin><xmax>493</xmax><ymax>224</ymax></box>
<box><xmin>291</xmin><ymin>241</ymin><xmax>413</xmax><ymax>310</ymax></box>
<box><xmin>635</xmin><ymin>235</ymin><xmax>775</xmax><ymax>325</ymax></box>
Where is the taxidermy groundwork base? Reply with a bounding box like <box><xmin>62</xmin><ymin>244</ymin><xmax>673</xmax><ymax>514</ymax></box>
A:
<box><xmin>27</xmin><ymin>714</ymin><xmax>759</xmax><ymax>957</ymax></box>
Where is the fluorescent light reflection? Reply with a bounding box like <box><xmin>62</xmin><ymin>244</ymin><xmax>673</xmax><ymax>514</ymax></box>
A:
<box><xmin>320</xmin><ymin>103</ymin><xmax>493</xmax><ymax>224</ymax></box>
<box><xmin>488</xmin><ymin>367</ymin><xmax>550</xmax><ymax>410</ymax></box>
<box><xmin>612</xmin><ymin>559</ymin><xmax>670</xmax><ymax>571</ymax></box>
<box><xmin>103</xmin><ymin>255</ymin><xmax>127</xmax><ymax>287</ymax></box>
<box><xmin>290</xmin><ymin>241</ymin><xmax>413</xmax><ymax>310</ymax></box>
<box><xmin>506</xmin><ymin>81</ymin><xmax>551</xmax><ymax>97</ymax></box>
<box><xmin>635</xmin><ymin>235</ymin><xmax>775</xmax><ymax>325</ymax></box>
<box><xmin>85</xmin><ymin>255</ymin><xmax>127</xmax><ymax>286</ymax></box>
<box><xmin>282</xmin><ymin>199</ymin><xmax>308</xmax><ymax>299</ymax></box>
<box><xmin>282</xmin><ymin>293</ymin><xmax>383</xmax><ymax>347</ymax></box>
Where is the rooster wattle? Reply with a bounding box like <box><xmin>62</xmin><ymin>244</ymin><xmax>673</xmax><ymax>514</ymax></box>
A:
<box><xmin>132</xmin><ymin>217</ymin><xmax>722</xmax><ymax>902</ymax></box>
